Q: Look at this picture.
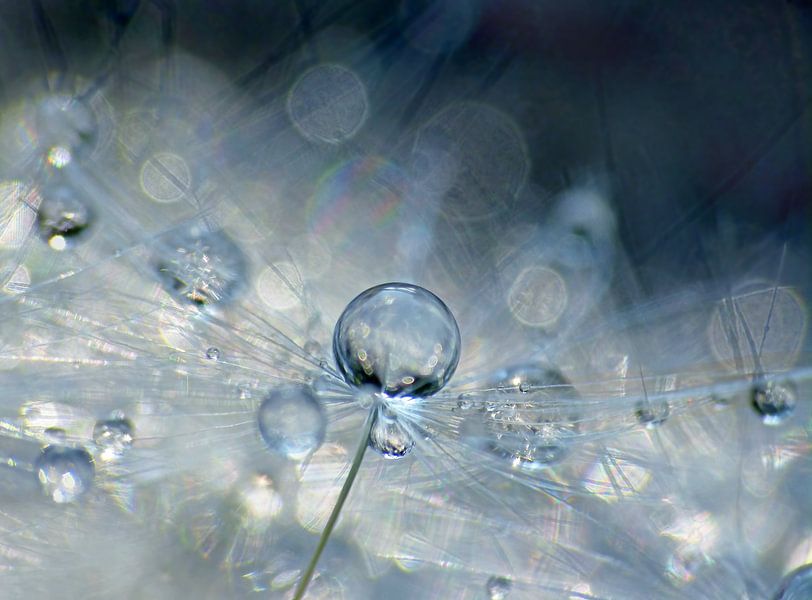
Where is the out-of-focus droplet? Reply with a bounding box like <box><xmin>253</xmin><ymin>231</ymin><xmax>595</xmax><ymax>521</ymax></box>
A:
<box><xmin>486</xmin><ymin>575</ymin><xmax>512</xmax><ymax>599</ymax></box>
<box><xmin>35</xmin><ymin>95</ymin><xmax>97</xmax><ymax>161</ymax></box>
<box><xmin>333</xmin><ymin>282</ymin><xmax>461</xmax><ymax>398</ymax></box>
<box><xmin>258</xmin><ymin>386</ymin><xmax>326</xmax><ymax>460</ymax></box>
<box><xmin>752</xmin><ymin>379</ymin><xmax>796</xmax><ymax>426</ymax></box>
<box><xmin>155</xmin><ymin>226</ymin><xmax>248</xmax><ymax>307</ymax></box>
<box><xmin>35</xmin><ymin>445</ymin><xmax>95</xmax><ymax>503</ymax></box>
<box><xmin>774</xmin><ymin>564</ymin><xmax>812</xmax><ymax>600</ymax></box>
<box><xmin>287</xmin><ymin>64</ymin><xmax>368</xmax><ymax>144</ymax></box>
<box><xmin>93</xmin><ymin>416</ymin><xmax>134</xmax><ymax>462</ymax></box>
<box><xmin>37</xmin><ymin>184</ymin><xmax>93</xmax><ymax>250</ymax></box>
<box><xmin>635</xmin><ymin>399</ymin><xmax>670</xmax><ymax>428</ymax></box>
<box><xmin>476</xmin><ymin>365</ymin><xmax>579</xmax><ymax>471</ymax></box>
<box><xmin>368</xmin><ymin>408</ymin><xmax>415</xmax><ymax>459</ymax></box>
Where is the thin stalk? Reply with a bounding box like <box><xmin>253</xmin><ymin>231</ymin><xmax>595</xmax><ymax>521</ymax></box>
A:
<box><xmin>293</xmin><ymin>406</ymin><xmax>376</xmax><ymax>600</ymax></box>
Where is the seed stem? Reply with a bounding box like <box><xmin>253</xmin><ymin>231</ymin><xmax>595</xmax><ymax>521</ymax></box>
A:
<box><xmin>293</xmin><ymin>405</ymin><xmax>375</xmax><ymax>600</ymax></box>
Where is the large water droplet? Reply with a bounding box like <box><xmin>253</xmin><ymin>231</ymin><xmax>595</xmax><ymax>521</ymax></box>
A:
<box><xmin>154</xmin><ymin>226</ymin><xmax>248</xmax><ymax>307</ymax></box>
<box><xmin>368</xmin><ymin>406</ymin><xmax>415</xmax><ymax>459</ymax></box>
<box><xmin>258</xmin><ymin>386</ymin><xmax>326</xmax><ymax>460</ymax></box>
<box><xmin>774</xmin><ymin>565</ymin><xmax>812</xmax><ymax>600</ymax></box>
<box><xmin>752</xmin><ymin>379</ymin><xmax>796</xmax><ymax>426</ymax></box>
<box><xmin>93</xmin><ymin>416</ymin><xmax>134</xmax><ymax>462</ymax></box>
<box><xmin>333</xmin><ymin>282</ymin><xmax>461</xmax><ymax>398</ymax></box>
<box><xmin>475</xmin><ymin>365</ymin><xmax>579</xmax><ymax>471</ymax></box>
<box><xmin>35</xmin><ymin>445</ymin><xmax>95</xmax><ymax>503</ymax></box>
<box><xmin>486</xmin><ymin>575</ymin><xmax>512</xmax><ymax>599</ymax></box>
<box><xmin>37</xmin><ymin>183</ymin><xmax>93</xmax><ymax>250</ymax></box>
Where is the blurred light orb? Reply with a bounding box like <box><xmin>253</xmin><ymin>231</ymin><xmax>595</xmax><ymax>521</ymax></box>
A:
<box><xmin>37</xmin><ymin>183</ymin><xmax>93</xmax><ymax>250</ymax></box>
<box><xmin>287</xmin><ymin>64</ymin><xmax>368</xmax><ymax>144</ymax></box>
<box><xmin>482</xmin><ymin>365</ymin><xmax>579</xmax><ymax>471</ymax></box>
<box><xmin>774</xmin><ymin>565</ymin><xmax>812</xmax><ymax>600</ymax></box>
<box><xmin>752</xmin><ymin>379</ymin><xmax>796</xmax><ymax>426</ymax></box>
<box><xmin>368</xmin><ymin>407</ymin><xmax>415</xmax><ymax>459</ymax></box>
<box><xmin>34</xmin><ymin>94</ymin><xmax>97</xmax><ymax>160</ymax></box>
<box><xmin>507</xmin><ymin>265</ymin><xmax>568</xmax><ymax>328</ymax></box>
<box><xmin>155</xmin><ymin>226</ymin><xmax>248</xmax><ymax>307</ymax></box>
<box><xmin>414</xmin><ymin>102</ymin><xmax>528</xmax><ymax>221</ymax></box>
<box><xmin>709</xmin><ymin>285</ymin><xmax>807</xmax><ymax>373</ymax></box>
<box><xmin>257</xmin><ymin>386</ymin><xmax>326</xmax><ymax>460</ymax></box>
<box><xmin>35</xmin><ymin>445</ymin><xmax>95</xmax><ymax>504</ymax></box>
<box><xmin>140</xmin><ymin>151</ymin><xmax>192</xmax><ymax>203</ymax></box>
<box><xmin>332</xmin><ymin>282</ymin><xmax>461</xmax><ymax>398</ymax></box>
<box><xmin>256</xmin><ymin>262</ymin><xmax>303</xmax><ymax>311</ymax></box>
<box><xmin>486</xmin><ymin>575</ymin><xmax>512</xmax><ymax>599</ymax></box>
<box><xmin>93</xmin><ymin>416</ymin><xmax>134</xmax><ymax>463</ymax></box>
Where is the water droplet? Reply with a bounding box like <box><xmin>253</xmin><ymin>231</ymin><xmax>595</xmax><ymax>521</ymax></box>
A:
<box><xmin>752</xmin><ymin>379</ymin><xmax>796</xmax><ymax>426</ymax></box>
<box><xmin>37</xmin><ymin>184</ymin><xmax>93</xmax><ymax>250</ymax></box>
<box><xmin>93</xmin><ymin>417</ymin><xmax>134</xmax><ymax>462</ymax></box>
<box><xmin>35</xmin><ymin>95</ymin><xmax>97</xmax><ymax>160</ymax></box>
<box><xmin>635</xmin><ymin>399</ymin><xmax>670</xmax><ymax>428</ymax></box>
<box><xmin>478</xmin><ymin>365</ymin><xmax>579</xmax><ymax>471</ymax></box>
<box><xmin>774</xmin><ymin>564</ymin><xmax>812</xmax><ymax>600</ymax></box>
<box><xmin>456</xmin><ymin>393</ymin><xmax>474</xmax><ymax>410</ymax></box>
<box><xmin>486</xmin><ymin>575</ymin><xmax>512</xmax><ymax>599</ymax></box>
<box><xmin>206</xmin><ymin>346</ymin><xmax>221</xmax><ymax>361</ymax></box>
<box><xmin>35</xmin><ymin>445</ymin><xmax>95</xmax><ymax>503</ymax></box>
<box><xmin>154</xmin><ymin>226</ymin><xmax>247</xmax><ymax>307</ymax></box>
<box><xmin>333</xmin><ymin>282</ymin><xmax>461</xmax><ymax>398</ymax></box>
<box><xmin>258</xmin><ymin>386</ymin><xmax>326</xmax><ymax>460</ymax></box>
<box><xmin>368</xmin><ymin>408</ymin><xmax>415</xmax><ymax>459</ymax></box>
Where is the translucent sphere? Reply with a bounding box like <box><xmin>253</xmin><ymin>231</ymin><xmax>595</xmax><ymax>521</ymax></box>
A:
<box><xmin>486</xmin><ymin>575</ymin><xmax>512</xmax><ymax>599</ymax></box>
<box><xmin>154</xmin><ymin>226</ymin><xmax>248</xmax><ymax>307</ymax></box>
<box><xmin>368</xmin><ymin>407</ymin><xmax>415</xmax><ymax>459</ymax></box>
<box><xmin>35</xmin><ymin>94</ymin><xmax>97</xmax><ymax>161</ymax></box>
<box><xmin>93</xmin><ymin>416</ymin><xmax>134</xmax><ymax>462</ymax></box>
<box><xmin>37</xmin><ymin>184</ymin><xmax>93</xmax><ymax>250</ymax></box>
<box><xmin>332</xmin><ymin>283</ymin><xmax>461</xmax><ymax>398</ymax></box>
<box><xmin>34</xmin><ymin>445</ymin><xmax>95</xmax><ymax>504</ymax></box>
<box><xmin>752</xmin><ymin>380</ymin><xmax>796</xmax><ymax>426</ymax></box>
<box><xmin>474</xmin><ymin>365</ymin><xmax>579</xmax><ymax>471</ymax></box>
<box><xmin>258</xmin><ymin>386</ymin><xmax>326</xmax><ymax>460</ymax></box>
<box><xmin>774</xmin><ymin>565</ymin><xmax>812</xmax><ymax>600</ymax></box>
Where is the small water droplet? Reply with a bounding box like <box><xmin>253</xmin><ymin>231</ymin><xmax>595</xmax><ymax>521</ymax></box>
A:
<box><xmin>475</xmin><ymin>365</ymin><xmax>579</xmax><ymax>471</ymax></box>
<box><xmin>774</xmin><ymin>564</ymin><xmax>812</xmax><ymax>600</ymax></box>
<box><xmin>303</xmin><ymin>340</ymin><xmax>321</xmax><ymax>356</ymax></box>
<box><xmin>486</xmin><ymin>575</ymin><xmax>512</xmax><ymax>599</ymax></box>
<box><xmin>333</xmin><ymin>282</ymin><xmax>460</xmax><ymax>398</ymax></box>
<box><xmin>752</xmin><ymin>379</ymin><xmax>796</xmax><ymax>426</ymax></box>
<box><xmin>635</xmin><ymin>399</ymin><xmax>670</xmax><ymax>428</ymax></box>
<box><xmin>37</xmin><ymin>184</ymin><xmax>93</xmax><ymax>250</ymax></box>
<box><xmin>35</xmin><ymin>445</ymin><xmax>95</xmax><ymax>503</ymax></box>
<box><xmin>206</xmin><ymin>347</ymin><xmax>221</xmax><ymax>361</ymax></box>
<box><xmin>93</xmin><ymin>417</ymin><xmax>134</xmax><ymax>462</ymax></box>
<box><xmin>154</xmin><ymin>226</ymin><xmax>247</xmax><ymax>307</ymax></box>
<box><xmin>368</xmin><ymin>410</ymin><xmax>415</xmax><ymax>459</ymax></box>
<box><xmin>258</xmin><ymin>386</ymin><xmax>326</xmax><ymax>460</ymax></box>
